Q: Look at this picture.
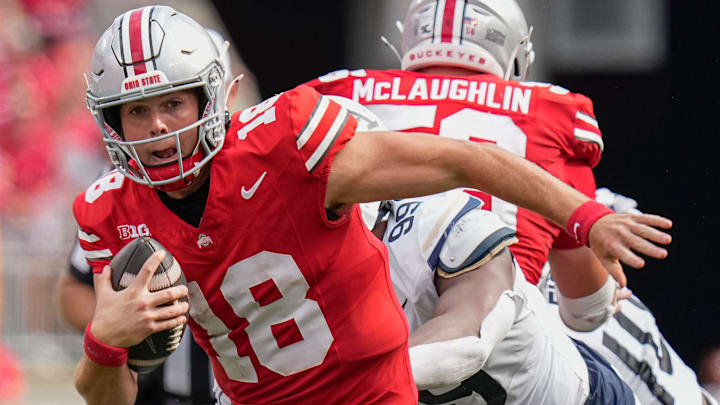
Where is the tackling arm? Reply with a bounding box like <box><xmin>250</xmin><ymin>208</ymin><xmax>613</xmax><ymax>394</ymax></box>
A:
<box><xmin>409</xmin><ymin>248</ymin><xmax>517</xmax><ymax>390</ymax></box>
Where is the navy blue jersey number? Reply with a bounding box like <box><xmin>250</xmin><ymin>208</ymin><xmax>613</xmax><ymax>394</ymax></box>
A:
<box><xmin>388</xmin><ymin>201</ymin><xmax>422</xmax><ymax>243</ymax></box>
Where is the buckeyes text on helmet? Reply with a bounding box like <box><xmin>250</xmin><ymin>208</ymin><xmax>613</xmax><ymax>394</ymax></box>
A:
<box><xmin>86</xmin><ymin>5</ymin><xmax>228</xmax><ymax>191</ymax></box>
<box><xmin>400</xmin><ymin>0</ymin><xmax>535</xmax><ymax>81</ymax></box>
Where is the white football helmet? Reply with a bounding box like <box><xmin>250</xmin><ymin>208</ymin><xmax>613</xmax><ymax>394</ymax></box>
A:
<box><xmin>401</xmin><ymin>0</ymin><xmax>535</xmax><ymax>81</ymax></box>
<box><xmin>85</xmin><ymin>6</ymin><xmax>227</xmax><ymax>191</ymax></box>
<box><xmin>205</xmin><ymin>28</ymin><xmax>233</xmax><ymax>86</ymax></box>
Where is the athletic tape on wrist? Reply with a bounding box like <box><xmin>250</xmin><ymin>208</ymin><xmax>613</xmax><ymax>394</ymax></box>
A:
<box><xmin>558</xmin><ymin>275</ymin><xmax>617</xmax><ymax>332</ymax></box>
<box><xmin>84</xmin><ymin>322</ymin><xmax>129</xmax><ymax>367</ymax></box>
<box><xmin>566</xmin><ymin>201</ymin><xmax>614</xmax><ymax>247</ymax></box>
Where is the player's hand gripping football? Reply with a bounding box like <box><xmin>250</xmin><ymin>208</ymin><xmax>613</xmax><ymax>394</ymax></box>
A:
<box><xmin>588</xmin><ymin>212</ymin><xmax>672</xmax><ymax>288</ymax></box>
<box><xmin>90</xmin><ymin>251</ymin><xmax>189</xmax><ymax>348</ymax></box>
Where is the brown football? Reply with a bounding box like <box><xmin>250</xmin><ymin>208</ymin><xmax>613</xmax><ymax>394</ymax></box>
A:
<box><xmin>110</xmin><ymin>236</ymin><xmax>187</xmax><ymax>374</ymax></box>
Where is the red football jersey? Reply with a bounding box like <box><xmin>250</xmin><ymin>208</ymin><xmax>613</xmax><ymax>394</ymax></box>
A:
<box><xmin>306</xmin><ymin>69</ymin><xmax>603</xmax><ymax>284</ymax></box>
<box><xmin>73</xmin><ymin>85</ymin><xmax>416</xmax><ymax>404</ymax></box>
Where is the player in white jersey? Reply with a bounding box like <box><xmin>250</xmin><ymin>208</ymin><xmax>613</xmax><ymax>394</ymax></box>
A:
<box><xmin>540</xmin><ymin>189</ymin><xmax>719</xmax><ymax>405</ymax></box>
<box><xmin>370</xmin><ymin>190</ymin><xmax>638</xmax><ymax>405</ymax></box>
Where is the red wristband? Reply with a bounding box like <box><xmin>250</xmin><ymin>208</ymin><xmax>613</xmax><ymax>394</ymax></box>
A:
<box><xmin>566</xmin><ymin>200</ymin><xmax>614</xmax><ymax>247</ymax></box>
<box><xmin>83</xmin><ymin>322</ymin><xmax>129</xmax><ymax>367</ymax></box>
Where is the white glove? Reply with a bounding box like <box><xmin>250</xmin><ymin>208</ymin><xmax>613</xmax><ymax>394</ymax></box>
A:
<box><xmin>595</xmin><ymin>187</ymin><xmax>641</xmax><ymax>214</ymax></box>
<box><xmin>558</xmin><ymin>275</ymin><xmax>620</xmax><ymax>332</ymax></box>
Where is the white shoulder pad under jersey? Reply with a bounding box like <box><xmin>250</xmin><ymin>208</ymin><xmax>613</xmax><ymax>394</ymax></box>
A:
<box><xmin>542</xmin><ymin>274</ymin><xmax>717</xmax><ymax>405</ymax></box>
<box><xmin>437</xmin><ymin>205</ymin><xmax>517</xmax><ymax>278</ymax></box>
<box><xmin>383</xmin><ymin>190</ymin><xmax>514</xmax><ymax>330</ymax></box>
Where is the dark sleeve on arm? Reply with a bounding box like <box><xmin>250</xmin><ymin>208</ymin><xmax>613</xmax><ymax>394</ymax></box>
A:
<box><xmin>68</xmin><ymin>239</ymin><xmax>94</xmax><ymax>287</ymax></box>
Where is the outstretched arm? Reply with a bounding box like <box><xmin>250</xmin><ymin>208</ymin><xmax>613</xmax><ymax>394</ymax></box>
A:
<box><xmin>327</xmin><ymin>131</ymin><xmax>672</xmax><ymax>286</ymax></box>
<box><xmin>328</xmin><ymin>131</ymin><xmax>582</xmax><ymax>224</ymax></box>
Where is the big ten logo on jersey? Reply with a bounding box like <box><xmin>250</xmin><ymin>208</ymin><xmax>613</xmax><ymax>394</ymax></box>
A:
<box><xmin>387</xmin><ymin>201</ymin><xmax>422</xmax><ymax>243</ymax></box>
<box><xmin>117</xmin><ymin>224</ymin><xmax>151</xmax><ymax>240</ymax></box>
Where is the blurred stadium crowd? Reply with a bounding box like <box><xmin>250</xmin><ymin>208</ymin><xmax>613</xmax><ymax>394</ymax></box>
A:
<box><xmin>0</xmin><ymin>0</ymin><xmax>105</xmax><ymax>402</ymax></box>
<box><xmin>0</xmin><ymin>0</ymin><xmax>104</xmax><ymax>234</ymax></box>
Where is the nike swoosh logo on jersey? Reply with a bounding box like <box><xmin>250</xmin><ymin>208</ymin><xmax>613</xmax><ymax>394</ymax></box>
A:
<box><xmin>241</xmin><ymin>171</ymin><xmax>267</xmax><ymax>200</ymax></box>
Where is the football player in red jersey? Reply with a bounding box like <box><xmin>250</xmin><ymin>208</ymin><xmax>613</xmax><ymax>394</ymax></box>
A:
<box><xmin>306</xmin><ymin>0</ymin><xmax>646</xmax><ymax>332</ymax></box>
<box><xmin>73</xmin><ymin>5</ymin><xmax>671</xmax><ymax>405</ymax></box>
<box><xmin>57</xmin><ymin>27</ymin><xmax>246</xmax><ymax>405</ymax></box>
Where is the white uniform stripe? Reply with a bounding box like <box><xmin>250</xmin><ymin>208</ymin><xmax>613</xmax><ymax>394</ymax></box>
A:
<box><xmin>82</xmin><ymin>247</ymin><xmax>113</xmax><ymax>260</ymax></box>
<box><xmin>78</xmin><ymin>229</ymin><xmax>100</xmax><ymax>243</ymax></box>
<box><xmin>433</xmin><ymin>0</ymin><xmax>446</xmax><ymax>43</ymax></box>
<box><xmin>296</xmin><ymin>96</ymin><xmax>330</xmax><ymax>150</ymax></box>
<box><xmin>305</xmin><ymin>108</ymin><xmax>349</xmax><ymax>172</ymax></box>
<box><xmin>70</xmin><ymin>242</ymin><xmax>91</xmax><ymax>273</ymax></box>
<box><xmin>121</xmin><ymin>10</ymin><xmax>134</xmax><ymax>74</ymax></box>
<box><xmin>140</xmin><ymin>7</ymin><xmax>153</xmax><ymax>73</ymax></box>
<box><xmin>576</xmin><ymin>111</ymin><xmax>599</xmax><ymax>128</ymax></box>
<box><xmin>574</xmin><ymin>128</ymin><xmax>605</xmax><ymax>151</ymax></box>
<box><xmin>452</xmin><ymin>0</ymin><xmax>465</xmax><ymax>44</ymax></box>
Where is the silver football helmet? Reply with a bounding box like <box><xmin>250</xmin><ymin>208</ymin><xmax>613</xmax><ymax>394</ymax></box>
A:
<box><xmin>85</xmin><ymin>6</ymin><xmax>227</xmax><ymax>191</ymax></box>
<box><xmin>401</xmin><ymin>0</ymin><xmax>535</xmax><ymax>81</ymax></box>
<box><xmin>205</xmin><ymin>28</ymin><xmax>233</xmax><ymax>86</ymax></box>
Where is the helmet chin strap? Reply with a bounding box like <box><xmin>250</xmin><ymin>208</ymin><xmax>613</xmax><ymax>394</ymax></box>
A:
<box><xmin>127</xmin><ymin>132</ymin><xmax>207</xmax><ymax>192</ymax></box>
<box><xmin>129</xmin><ymin>152</ymin><xmax>205</xmax><ymax>192</ymax></box>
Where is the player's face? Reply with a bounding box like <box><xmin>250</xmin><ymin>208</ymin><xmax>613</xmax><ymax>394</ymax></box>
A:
<box><xmin>119</xmin><ymin>90</ymin><xmax>200</xmax><ymax>166</ymax></box>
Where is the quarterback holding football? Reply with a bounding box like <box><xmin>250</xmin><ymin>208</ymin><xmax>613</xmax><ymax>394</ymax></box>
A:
<box><xmin>72</xmin><ymin>5</ymin><xmax>672</xmax><ymax>405</ymax></box>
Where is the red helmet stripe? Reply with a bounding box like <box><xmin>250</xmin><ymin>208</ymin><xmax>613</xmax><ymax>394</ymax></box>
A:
<box><xmin>440</xmin><ymin>0</ymin><xmax>457</xmax><ymax>43</ymax></box>
<box><xmin>129</xmin><ymin>9</ymin><xmax>147</xmax><ymax>75</ymax></box>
